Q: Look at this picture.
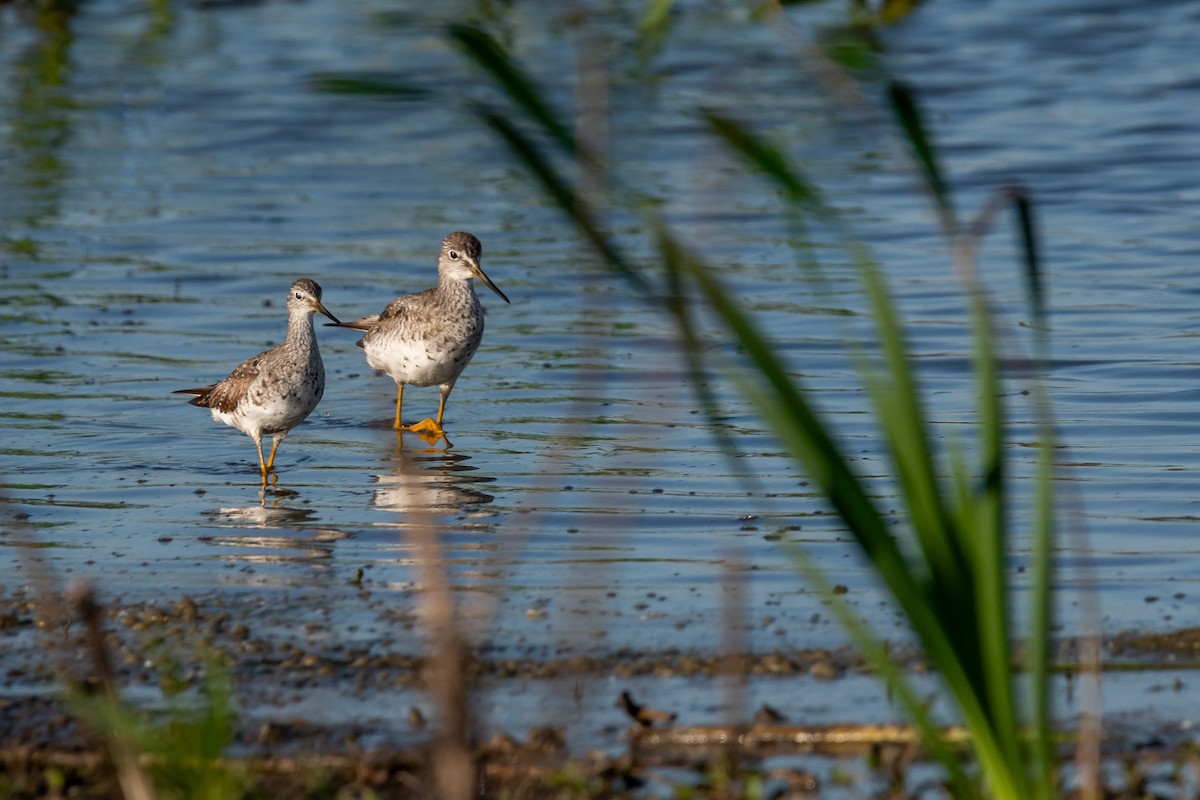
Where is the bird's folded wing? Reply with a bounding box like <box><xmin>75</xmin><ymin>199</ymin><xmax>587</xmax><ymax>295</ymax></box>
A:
<box><xmin>178</xmin><ymin>352</ymin><xmax>268</xmax><ymax>412</ymax></box>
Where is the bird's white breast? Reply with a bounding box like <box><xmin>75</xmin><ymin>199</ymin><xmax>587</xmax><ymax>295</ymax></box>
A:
<box><xmin>361</xmin><ymin>289</ymin><xmax>484</xmax><ymax>388</ymax></box>
<box><xmin>363</xmin><ymin>328</ymin><xmax>480</xmax><ymax>387</ymax></box>
<box><xmin>212</xmin><ymin>354</ymin><xmax>324</xmax><ymax>437</ymax></box>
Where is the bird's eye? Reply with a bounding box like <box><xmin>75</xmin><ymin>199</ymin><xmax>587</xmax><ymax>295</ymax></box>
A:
<box><xmin>449</xmin><ymin>250</ymin><xmax>459</xmax><ymax>260</ymax></box>
<box><xmin>294</xmin><ymin>292</ymin><xmax>303</xmax><ymax>300</ymax></box>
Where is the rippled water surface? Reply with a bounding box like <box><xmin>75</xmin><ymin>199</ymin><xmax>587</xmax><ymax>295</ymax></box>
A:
<box><xmin>4</xmin><ymin>0</ymin><xmax>1200</xmax><ymax>742</ymax></box>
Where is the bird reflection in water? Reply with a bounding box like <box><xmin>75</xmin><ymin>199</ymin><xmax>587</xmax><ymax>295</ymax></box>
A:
<box><xmin>373</xmin><ymin>437</ymin><xmax>496</xmax><ymax>518</ymax></box>
<box><xmin>202</xmin><ymin>487</ymin><xmax>349</xmax><ymax>565</ymax></box>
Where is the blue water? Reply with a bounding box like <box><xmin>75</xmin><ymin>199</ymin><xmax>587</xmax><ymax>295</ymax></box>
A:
<box><xmin>3</xmin><ymin>0</ymin><xmax>1200</xmax><ymax>745</ymax></box>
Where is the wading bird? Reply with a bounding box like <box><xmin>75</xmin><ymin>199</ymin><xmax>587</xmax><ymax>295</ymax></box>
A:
<box><xmin>174</xmin><ymin>278</ymin><xmax>339</xmax><ymax>486</ymax></box>
<box><xmin>329</xmin><ymin>231</ymin><xmax>509</xmax><ymax>441</ymax></box>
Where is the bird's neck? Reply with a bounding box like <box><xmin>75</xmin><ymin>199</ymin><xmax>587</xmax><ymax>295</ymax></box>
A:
<box><xmin>437</xmin><ymin>274</ymin><xmax>477</xmax><ymax>300</ymax></box>
<box><xmin>285</xmin><ymin>311</ymin><xmax>317</xmax><ymax>350</ymax></box>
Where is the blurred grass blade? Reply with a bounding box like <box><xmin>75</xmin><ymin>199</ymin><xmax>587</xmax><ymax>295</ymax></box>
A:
<box><xmin>857</xmin><ymin>254</ymin><xmax>972</xmax><ymax>592</ymax></box>
<box><xmin>1030</xmin><ymin>393</ymin><xmax>1056</xmax><ymax>794</ymax></box>
<box><xmin>449</xmin><ymin>23</ymin><xmax>577</xmax><ymax>156</ymax></box>
<box><xmin>704</xmin><ymin>113</ymin><xmax>823</xmax><ymax>209</ymax></box>
<box><xmin>887</xmin><ymin>80</ymin><xmax>954</xmax><ymax>229</ymax></box>
<box><xmin>636</xmin><ymin>0</ymin><xmax>676</xmax><ymax>61</ymax></box>
<box><xmin>1012</xmin><ymin>186</ymin><xmax>1055</xmax><ymax>790</ymax></box>
<box><xmin>477</xmin><ymin>102</ymin><xmax>753</xmax><ymax>485</ymax></box>
<box><xmin>309</xmin><ymin>72</ymin><xmax>429</xmax><ymax>100</ymax></box>
<box><xmin>1010</xmin><ymin>187</ymin><xmax>1044</xmax><ymax>330</ymax></box>
<box><xmin>654</xmin><ymin>224</ymin><xmax>766</xmax><ymax>493</ymax></box>
<box><xmin>786</xmin><ymin>544</ymin><xmax>978</xmax><ymax>798</ymax></box>
<box><xmin>975</xmin><ymin>289</ymin><xmax>1023</xmax><ymax>772</ymax></box>
<box><xmin>638</xmin><ymin>0</ymin><xmax>676</xmax><ymax>39</ymax></box>
<box><xmin>462</xmin><ymin>26</ymin><xmax>1059</xmax><ymax>795</ymax></box>
<box><xmin>704</xmin><ymin>111</ymin><xmax>971</xmax><ymax>591</ymax></box>
<box><xmin>699</xmin><ymin>108</ymin><xmax>1035</xmax><ymax>797</ymax></box>
<box><xmin>473</xmin><ymin>106</ymin><xmax>652</xmax><ymax>297</ymax></box>
<box><xmin>662</xmin><ymin>220</ymin><xmax>1026</xmax><ymax>798</ymax></box>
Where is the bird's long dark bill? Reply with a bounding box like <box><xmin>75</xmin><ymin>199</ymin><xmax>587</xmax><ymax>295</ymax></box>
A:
<box><xmin>315</xmin><ymin>301</ymin><xmax>342</xmax><ymax>325</ymax></box>
<box><xmin>473</xmin><ymin>265</ymin><xmax>511</xmax><ymax>304</ymax></box>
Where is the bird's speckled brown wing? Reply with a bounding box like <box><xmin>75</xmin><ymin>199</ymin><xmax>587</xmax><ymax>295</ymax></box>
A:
<box><xmin>355</xmin><ymin>289</ymin><xmax>439</xmax><ymax>349</ymax></box>
<box><xmin>375</xmin><ymin>288</ymin><xmax>440</xmax><ymax>327</ymax></box>
<box><xmin>175</xmin><ymin>348</ymin><xmax>274</xmax><ymax>413</ymax></box>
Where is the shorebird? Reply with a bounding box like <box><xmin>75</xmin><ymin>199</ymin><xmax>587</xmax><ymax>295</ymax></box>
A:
<box><xmin>329</xmin><ymin>231</ymin><xmax>509</xmax><ymax>440</ymax></box>
<box><xmin>616</xmin><ymin>691</ymin><xmax>677</xmax><ymax>728</ymax></box>
<box><xmin>174</xmin><ymin>278</ymin><xmax>340</xmax><ymax>486</ymax></box>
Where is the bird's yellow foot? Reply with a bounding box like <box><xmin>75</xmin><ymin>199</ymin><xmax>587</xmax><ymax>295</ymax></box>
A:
<box><xmin>406</xmin><ymin>417</ymin><xmax>444</xmax><ymax>436</ymax></box>
<box><xmin>406</xmin><ymin>418</ymin><xmax>450</xmax><ymax>446</ymax></box>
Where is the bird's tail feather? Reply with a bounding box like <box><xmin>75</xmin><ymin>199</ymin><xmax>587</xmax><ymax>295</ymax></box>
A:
<box><xmin>324</xmin><ymin>315</ymin><xmax>378</xmax><ymax>332</ymax></box>
<box><xmin>173</xmin><ymin>386</ymin><xmax>215</xmax><ymax>407</ymax></box>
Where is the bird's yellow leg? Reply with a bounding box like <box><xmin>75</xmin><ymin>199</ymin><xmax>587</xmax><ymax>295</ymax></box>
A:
<box><xmin>392</xmin><ymin>384</ymin><xmax>405</xmax><ymax>430</ymax></box>
<box><xmin>265</xmin><ymin>438</ymin><xmax>282</xmax><ymax>472</ymax></box>
<box><xmin>255</xmin><ymin>438</ymin><xmax>269</xmax><ymax>487</ymax></box>
<box><xmin>435</xmin><ymin>389</ymin><xmax>448</xmax><ymax>426</ymax></box>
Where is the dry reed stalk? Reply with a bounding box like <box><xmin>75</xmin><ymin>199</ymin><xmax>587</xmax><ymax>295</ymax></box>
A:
<box><xmin>719</xmin><ymin>555</ymin><xmax>750</xmax><ymax>778</ymax></box>
<box><xmin>3</xmin><ymin>489</ymin><xmax>157</xmax><ymax>799</ymax></box>
<box><xmin>401</xmin><ymin>460</ymin><xmax>474</xmax><ymax>800</ymax></box>
<box><xmin>68</xmin><ymin>581</ymin><xmax>158</xmax><ymax>800</ymax></box>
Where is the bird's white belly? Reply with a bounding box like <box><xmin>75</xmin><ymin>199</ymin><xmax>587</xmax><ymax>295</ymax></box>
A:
<box><xmin>210</xmin><ymin>376</ymin><xmax>322</xmax><ymax>437</ymax></box>
<box><xmin>363</xmin><ymin>335</ymin><xmax>477</xmax><ymax>388</ymax></box>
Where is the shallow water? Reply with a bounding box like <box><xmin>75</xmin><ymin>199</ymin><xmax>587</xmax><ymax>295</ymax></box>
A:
<box><xmin>4</xmin><ymin>0</ymin><xmax>1200</xmax><ymax>748</ymax></box>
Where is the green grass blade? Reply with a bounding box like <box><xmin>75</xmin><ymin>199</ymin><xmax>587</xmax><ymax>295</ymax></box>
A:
<box><xmin>449</xmin><ymin>23</ymin><xmax>577</xmax><ymax>156</ymax></box>
<box><xmin>473</xmin><ymin>107</ymin><xmax>653</xmax><ymax>298</ymax></box>
<box><xmin>964</xmin><ymin>269</ymin><xmax>1023</xmax><ymax>777</ymax></box>
<box><xmin>856</xmin><ymin>252</ymin><xmax>975</xmax><ymax>596</ymax></box>
<box><xmin>1011</xmin><ymin>187</ymin><xmax>1055</xmax><ymax>793</ymax></box>
<box><xmin>667</xmin><ymin>226</ymin><xmax>1026</xmax><ymax>798</ymax></box>
<box><xmin>636</xmin><ymin>0</ymin><xmax>677</xmax><ymax>61</ymax></box>
<box><xmin>1011</xmin><ymin>188</ymin><xmax>1045</xmax><ymax>332</ymax></box>
<box><xmin>703</xmin><ymin>112</ymin><xmax>824</xmax><ymax>209</ymax></box>
<box><xmin>638</xmin><ymin>0</ymin><xmax>676</xmax><ymax>38</ymax></box>
<box><xmin>1029</xmin><ymin>388</ymin><xmax>1056</xmax><ymax>797</ymax></box>
<box><xmin>889</xmin><ymin>77</ymin><xmax>1027</xmax><ymax>782</ymax></box>
<box><xmin>787</xmin><ymin>545</ymin><xmax>978</xmax><ymax>798</ymax></box>
<box><xmin>655</xmin><ymin>225</ymin><xmax>768</xmax><ymax>495</ymax></box>
<box><xmin>308</xmin><ymin>72</ymin><xmax>429</xmax><ymax>100</ymax></box>
<box><xmin>703</xmin><ymin>112</ymin><xmax>973</xmax><ymax>607</ymax></box>
<box><xmin>887</xmin><ymin>80</ymin><xmax>955</xmax><ymax>230</ymax></box>
<box><xmin>698</xmin><ymin>108</ymin><xmax>1036</xmax><ymax>794</ymax></box>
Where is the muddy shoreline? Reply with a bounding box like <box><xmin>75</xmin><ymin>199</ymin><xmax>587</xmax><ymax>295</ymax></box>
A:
<box><xmin>3</xmin><ymin>586</ymin><xmax>1200</xmax><ymax>798</ymax></box>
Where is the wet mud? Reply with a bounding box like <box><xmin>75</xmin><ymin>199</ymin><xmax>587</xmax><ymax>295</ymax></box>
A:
<box><xmin>3</xmin><ymin>587</ymin><xmax>1200</xmax><ymax>798</ymax></box>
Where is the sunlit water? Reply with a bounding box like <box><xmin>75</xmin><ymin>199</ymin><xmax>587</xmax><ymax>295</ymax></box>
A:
<box><xmin>4</xmin><ymin>0</ymin><xmax>1200</xmax><ymax>745</ymax></box>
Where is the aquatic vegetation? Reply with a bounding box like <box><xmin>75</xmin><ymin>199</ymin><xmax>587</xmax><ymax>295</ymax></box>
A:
<box><xmin>451</xmin><ymin>17</ymin><xmax>1060</xmax><ymax>800</ymax></box>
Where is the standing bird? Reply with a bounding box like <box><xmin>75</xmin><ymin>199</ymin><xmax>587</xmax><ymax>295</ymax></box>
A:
<box><xmin>174</xmin><ymin>278</ymin><xmax>340</xmax><ymax>486</ymax></box>
<box><xmin>329</xmin><ymin>232</ymin><xmax>509</xmax><ymax>439</ymax></box>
